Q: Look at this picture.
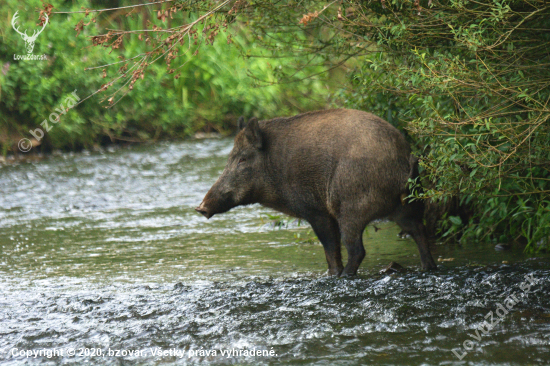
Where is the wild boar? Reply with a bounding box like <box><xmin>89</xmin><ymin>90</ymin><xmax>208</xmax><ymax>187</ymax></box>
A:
<box><xmin>196</xmin><ymin>109</ymin><xmax>437</xmax><ymax>275</ymax></box>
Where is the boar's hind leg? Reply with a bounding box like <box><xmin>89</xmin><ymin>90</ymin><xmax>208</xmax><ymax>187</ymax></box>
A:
<box><xmin>309</xmin><ymin>216</ymin><xmax>344</xmax><ymax>276</ymax></box>
<box><xmin>392</xmin><ymin>204</ymin><xmax>437</xmax><ymax>271</ymax></box>
<box><xmin>338</xmin><ymin>222</ymin><xmax>367</xmax><ymax>277</ymax></box>
<box><xmin>401</xmin><ymin>220</ymin><xmax>437</xmax><ymax>271</ymax></box>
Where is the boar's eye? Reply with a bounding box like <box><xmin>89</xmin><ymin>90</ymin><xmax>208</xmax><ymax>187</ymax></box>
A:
<box><xmin>238</xmin><ymin>157</ymin><xmax>246</xmax><ymax>165</ymax></box>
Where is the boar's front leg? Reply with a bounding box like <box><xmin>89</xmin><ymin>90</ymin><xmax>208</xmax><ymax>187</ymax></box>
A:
<box><xmin>309</xmin><ymin>216</ymin><xmax>344</xmax><ymax>276</ymax></box>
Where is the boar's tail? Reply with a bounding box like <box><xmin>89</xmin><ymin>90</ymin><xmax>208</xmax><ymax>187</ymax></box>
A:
<box><xmin>409</xmin><ymin>155</ymin><xmax>420</xmax><ymax>182</ymax></box>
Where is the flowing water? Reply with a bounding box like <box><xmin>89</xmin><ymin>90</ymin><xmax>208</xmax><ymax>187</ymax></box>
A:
<box><xmin>0</xmin><ymin>139</ymin><xmax>549</xmax><ymax>365</ymax></box>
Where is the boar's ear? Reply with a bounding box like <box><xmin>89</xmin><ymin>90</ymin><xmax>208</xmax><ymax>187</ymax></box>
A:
<box><xmin>237</xmin><ymin>116</ymin><xmax>246</xmax><ymax>131</ymax></box>
<box><xmin>244</xmin><ymin>117</ymin><xmax>262</xmax><ymax>149</ymax></box>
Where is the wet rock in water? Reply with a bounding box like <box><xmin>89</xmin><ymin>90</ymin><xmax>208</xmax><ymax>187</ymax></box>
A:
<box><xmin>82</xmin><ymin>298</ymin><xmax>102</xmax><ymax>306</ymax></box>
<box><xmin>173</xmin><ymin>282</ymin><xmax>187</xmax><ymax>291</ymax></box>
<box><xmin>379</xmin><ymin>261</ymin><xmax>406</xmax><ymax>274</ymax></box>
<box><xmin>495</xmin><ymin>243</ymin><xmax>511</xmax><ymax>251</ymax></box>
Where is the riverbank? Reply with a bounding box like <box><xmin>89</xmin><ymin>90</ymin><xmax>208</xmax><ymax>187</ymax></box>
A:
<box><xmin>0</xmin><ymin>132</ymin><xmax>224</xmax><ymax>165</ymax></box>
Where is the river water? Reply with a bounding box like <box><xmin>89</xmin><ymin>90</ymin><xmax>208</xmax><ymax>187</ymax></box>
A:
<box><xmin>0</xmin><ymin>139</ymin><xmax>549</xmax><ymax>365</ymax></box>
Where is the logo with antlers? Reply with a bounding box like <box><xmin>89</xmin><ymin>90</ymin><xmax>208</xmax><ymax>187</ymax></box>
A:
<box><xmin>11</xmin><ymin>11</ymin><xmax>48</xmax><ymax>54</ymax></box>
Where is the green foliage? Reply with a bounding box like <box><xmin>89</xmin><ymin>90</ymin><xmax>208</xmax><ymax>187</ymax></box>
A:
<box><xmin>261</xmin><ymin>213</ymin><xmax>317</xmax><ymax>243</ymax></box>
<box><xmin>262</xmin><ymin>213</ymin><xmax>290</xmax><ymax>229</ymax></box>
<box><xmin>0</xmin><ymin>0</ymin><xmax>329</xmax><ymax>152</ymax></box>
<box><xmin>293</xmin><ymin>230</ymin><xmax>317</xmax><ymax>244</ymax></box>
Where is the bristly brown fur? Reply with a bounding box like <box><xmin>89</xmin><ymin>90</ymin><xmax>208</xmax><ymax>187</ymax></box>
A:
<box><xmin>196</xmin><ymin>109</ymin><xmax>437</xmax><ymax>275</ymax></box>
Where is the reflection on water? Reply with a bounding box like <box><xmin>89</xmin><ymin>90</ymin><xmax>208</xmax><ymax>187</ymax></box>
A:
<box><xmin>0</xmin><ymin>139</ymin><xmax>549</xmax><ymax>365</ymax></box>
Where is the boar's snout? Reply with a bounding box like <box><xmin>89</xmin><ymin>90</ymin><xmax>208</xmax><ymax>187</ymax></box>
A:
<box><xmin>195</xmin><ymin>203</ymin><xmax>212</xmax><ymax>219</ymax></box>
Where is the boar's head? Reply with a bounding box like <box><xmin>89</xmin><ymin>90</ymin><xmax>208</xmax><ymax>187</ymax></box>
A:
<box><xmin>195</xmin><ymin>117</ymin><xmax>265</xmax><ymax>219</ymax></box>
